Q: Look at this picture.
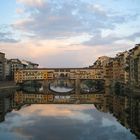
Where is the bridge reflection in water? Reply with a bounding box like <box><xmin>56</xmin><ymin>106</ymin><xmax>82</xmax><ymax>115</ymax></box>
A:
<box><xmin>0</xmin><ymin>88</ymin><xmax>140</xmax><ymax>139</ymax></box>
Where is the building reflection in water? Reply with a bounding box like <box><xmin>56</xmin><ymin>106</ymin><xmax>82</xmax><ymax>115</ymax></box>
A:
<box><xmin>0</xmin><ymin>89</ymin><xmax>15</xmax><ymax>122</ymax></box>
<box><xmin>95</xmin><ymin>94</ymin><xmax>140</xmax><ymax>139</ymax></box>
<box><xmin>0</xmin><ymin>89</ymin><xmax>139</xmax><ymax>139</ymax></box>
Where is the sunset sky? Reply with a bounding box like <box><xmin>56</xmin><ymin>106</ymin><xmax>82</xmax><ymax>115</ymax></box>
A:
<box><xmin>0</xmin><ymin>0</ymin><xmax>140</xmax><ymax>67</ymax></box>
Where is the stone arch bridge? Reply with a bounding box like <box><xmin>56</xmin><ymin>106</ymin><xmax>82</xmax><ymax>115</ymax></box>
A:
<box><xmin>15</xmin><ymin>68</ymin><xmax>105</xmax><ymax>94</ymax></box>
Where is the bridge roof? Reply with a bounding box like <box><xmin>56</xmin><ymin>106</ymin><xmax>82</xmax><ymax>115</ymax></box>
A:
<box><xmin>19</xmin><ymin>67</ymin><xmax>103</xmax><ymax>70</ymax></box>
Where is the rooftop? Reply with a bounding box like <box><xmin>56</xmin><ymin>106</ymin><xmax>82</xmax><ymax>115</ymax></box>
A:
<box><xmin>17</xmin><ymin>67</ymin><xmax>103</xmax><ymax>71</ymax></box>
<box><xmin>0</xmin><ymin>52</ymin><xmax>5</xmax><ymax>55</ymax></box>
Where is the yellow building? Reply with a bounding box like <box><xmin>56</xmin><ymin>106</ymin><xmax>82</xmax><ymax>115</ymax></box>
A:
<box><xmin>14</xmin><ymin>68</ymin><xmax>104</xmax><ymax>83</ymax></box>
<box><xmin>15</xmin><ymin>69</ymin><xmax>49</xmax><ymax>83</ymax></box>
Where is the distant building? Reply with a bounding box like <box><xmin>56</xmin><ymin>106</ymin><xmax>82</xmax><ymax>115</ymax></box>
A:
<box><xmin>129</xmin><ymin>44</ymin><xmax>140</xmax><ymax>88</ymax></box>
<box><xmin>113</xmin><ymin>51</ymin><xmax>129</xmax><ymax>84</ymax></box>
<box><xmin>21</xmin><ymin>60</ymin><xmax>39</xmax><ymax>69</ymax></box>
<box><xmin>104</xmin><ymin>59</ymin><xmax>113</xmax><ymax>86</ymax></box>
<box><xmin>4</xmin><ymin>59</ymin><xmax>11</xmax><ymax>80</ymax></box>
<box><xmin>7</xmin><ymin>59</ymin><xmax>39</xmax><ymax>80</ymax></box>
<box><xmin>8</xmin><ymin>59</ymin><xmax>24</xmax><ymax>80</ymax></box>
<box><xmin>90</xmin><ymin>56</ymin><xmax>112</xmax><ymax>86</ymax></box>
<box><xmin>90</xmin><ymin>56</ymin><xmax>111</xmax><ymax>68</ymax></box>
<box><xmin>0</xmin><ymin>52</ymin><xmax>5</xmax><ymax>80</ymax></box>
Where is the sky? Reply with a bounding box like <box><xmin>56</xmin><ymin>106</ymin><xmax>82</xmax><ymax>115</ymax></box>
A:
<box><xmin>0</xmin><ymin>0</ymin><xmax>140</xmax><ymax>67</ymax></box>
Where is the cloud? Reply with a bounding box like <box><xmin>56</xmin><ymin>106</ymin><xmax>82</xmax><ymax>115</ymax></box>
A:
<box><xmin>1</xmin><ymin>0</ymin><xmax>140</xmax><ymax>67</ymax></box>
<box><xmin>16</xmin><ymin>8</ymin><xmax>25</xmax><ymax>14</ymax></box>
<box><xmin>83</xmin><ymin>31</ymin><xmax>119</xmax><ymax>46</ymax></box>
<box><xmin>15</xmin><ymin>105</ymin><xmax>94</xmax><ymax>122</ymax></box>
<box><xmin>0</xmin><ymin>32</ymin><xmax>19</xmax><ymax>43</ymax></box>
<box><xmin>17</xmin><ymin>0</ymin><xmax>44</xmax><ymax>7</ymax></box>
<box><xmin>0</xmin><ymin>39</ymin><xmax>85</xmax><ymax>67</ymax></box>
<box><xmin>13</xmin><ymin>1</ymin><xmax>84</xmax><ymax>39</ymax></box>
<box><xmin>83</xmin><ymin>30</ymin><xmax>140</xmax><ymax>46</ymax></box>
<box><xmin>13</xmin><ymin>0</ymin><xmax>138</xmax><ymax>39</ymax></box>
<box><xmin>126</xmin><ymin>32</ymin><xmax>140</xmax><ymax>41</ymax></box>
<box><xmin>0</xmin><ymin>25</ymin><xmax>20</xmax><ymax>43</ymax></box>
<box><xmin>0</xmin><ymin>105</ymin><xmax>136</xmax><ymax>140</ymax></box>
<box><xmin>89</xmin><ymin>4</ymin><xmax>107</xmax><ymax>17</ymax></box>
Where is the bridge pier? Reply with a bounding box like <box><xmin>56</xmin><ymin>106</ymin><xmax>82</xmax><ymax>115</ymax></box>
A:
<box><xmin>75</xmin><ymin>77</ymin><xmax>80</xmax><ymax>95</ymax></box>
<box><xmin>42</xmin><ymin>80</ymin><xmax>50</xmax><ymax>94</ymax></box>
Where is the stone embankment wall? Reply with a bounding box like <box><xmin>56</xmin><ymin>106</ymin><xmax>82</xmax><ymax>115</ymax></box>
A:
<box><xmin>0</xmin><ymin>81</ymin><xmax>18</xmax><ymax>89</ymax></box>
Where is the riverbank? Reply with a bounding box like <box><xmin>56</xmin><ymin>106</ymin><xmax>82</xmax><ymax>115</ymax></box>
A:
<box><xmin>0</xmin><ymin>81</ymin><xmax>19</xmax><ymax>90</ymax></box>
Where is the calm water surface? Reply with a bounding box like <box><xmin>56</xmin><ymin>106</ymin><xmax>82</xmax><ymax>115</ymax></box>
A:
<box><xmin>0</xmin><ymin>103</ymin><xmax>137</xmax><ymax>140</ymax></box>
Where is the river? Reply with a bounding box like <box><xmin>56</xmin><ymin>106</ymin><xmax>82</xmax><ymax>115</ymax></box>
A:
<box><xmin>0</xmin><ymin>88</ymin><xmax>139</xmax><ymax>140</ymax></box>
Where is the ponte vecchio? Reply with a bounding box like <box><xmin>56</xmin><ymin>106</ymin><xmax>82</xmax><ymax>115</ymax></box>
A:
<box><xmin>15</xmin><ymin>68</ymin><xmax>105</xmax><ymax>95</ymax></box>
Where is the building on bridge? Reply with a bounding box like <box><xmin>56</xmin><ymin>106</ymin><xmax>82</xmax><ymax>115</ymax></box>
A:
<box><xmin>14</xmin><ymin>68</ymin><xmax>104</xmax><ymax>84</ymax></box>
